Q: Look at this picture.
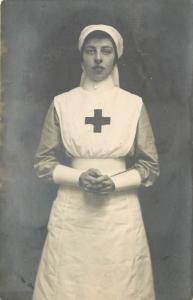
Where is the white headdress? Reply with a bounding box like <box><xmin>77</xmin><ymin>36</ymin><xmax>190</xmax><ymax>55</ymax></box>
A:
<box><xmin>78</xmin><ymin>24</ymin><xmax>123</xmax><ymax>87</ymax></box>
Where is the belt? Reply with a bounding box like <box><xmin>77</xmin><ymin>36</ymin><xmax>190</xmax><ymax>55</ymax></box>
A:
<box><xmin>71</xmin><ymin>158</ymin><xmax>126</xmax><ymax>176</ymax></box>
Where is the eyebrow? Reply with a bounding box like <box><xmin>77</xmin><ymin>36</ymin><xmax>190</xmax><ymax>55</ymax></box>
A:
<box><xmin>84</xmin><ymin>46</ymin><xmax>95</xmax><ymax>49</ymax></box>
<box><xmin>101</xmin><ymin>46</ymin><xmax>113</xmax><ymax>49</ymax></box>
<box><xmin>85</xmin><ymin>45</ymin><xmax>113</xmax><ymax>49</ymax></box>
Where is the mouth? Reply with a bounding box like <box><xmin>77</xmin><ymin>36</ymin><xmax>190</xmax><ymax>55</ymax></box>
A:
<box><xmin>92</xmin><ymin>66</ymin><xmax>105</xmax><ymax>72</ymax></box>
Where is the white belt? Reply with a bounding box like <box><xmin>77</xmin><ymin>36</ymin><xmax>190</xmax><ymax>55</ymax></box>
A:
<box><xmin>71</xmin><ymin>158</ymin><xmax>126</xmax><ymax>176</ymax></box>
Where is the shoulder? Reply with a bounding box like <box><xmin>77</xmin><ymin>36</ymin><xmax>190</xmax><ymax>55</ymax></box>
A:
<box><xmin>54</xmin><ymin>87</ymin><xmax>81</xmax><ymax>105</ymax></box>
<box><xmin>115</xmin><ymin>87</ymin><xmax>143</xmax><ymax>109</ymax></box>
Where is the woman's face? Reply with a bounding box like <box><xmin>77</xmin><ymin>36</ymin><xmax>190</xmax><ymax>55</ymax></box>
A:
<box><xmin>82</xmin><ymin>37</ymin><xmax>116</xmax><ymax>82</ymax></box>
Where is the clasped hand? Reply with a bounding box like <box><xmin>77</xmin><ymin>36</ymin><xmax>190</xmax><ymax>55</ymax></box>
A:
<box><xmin>79</xmin><ymin>168</ymin><xmax>115</xmax><ymax>195</ymax></box>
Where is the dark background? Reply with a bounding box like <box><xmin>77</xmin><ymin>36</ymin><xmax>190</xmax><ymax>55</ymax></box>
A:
<box><xmin>1</xmin><ymin>1</ymin><xmax>193</xmax><ymax>299</ymax></box>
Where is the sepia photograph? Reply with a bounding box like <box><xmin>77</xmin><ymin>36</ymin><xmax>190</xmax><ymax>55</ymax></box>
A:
<box><xmin>0</xmin><ymin>1</ymin><xmax>193</xmax><ymax>299</ymax></box>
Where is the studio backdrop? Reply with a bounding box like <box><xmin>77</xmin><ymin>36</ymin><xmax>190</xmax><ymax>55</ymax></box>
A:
<box><xmin>1</xmin><ymin>1</ymin><xmax>193</xmax><ymax>299</ymax></box>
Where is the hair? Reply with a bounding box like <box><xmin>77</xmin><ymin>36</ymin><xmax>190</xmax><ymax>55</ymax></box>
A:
<box><xmin>80</xmin><ymin>30</ymin><xmax>118</xmax><ymax>64</ymax></box>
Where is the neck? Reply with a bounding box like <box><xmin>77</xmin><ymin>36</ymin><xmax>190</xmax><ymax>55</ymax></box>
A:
<box><xmin>81</xmin><ymin>74</ymin><xmax>115</xmax><ymax>92</ymax></box>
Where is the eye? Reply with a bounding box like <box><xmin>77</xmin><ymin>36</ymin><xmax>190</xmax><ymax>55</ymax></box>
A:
<box><xmin>84</xmin><ymin>48</ymin><xmax>95</xmax><ymax>55</ymax></box>
<box><xmin>101</xmin><ymin>47</ymin><xmax>114</xmax><ymax>55</ymax></box>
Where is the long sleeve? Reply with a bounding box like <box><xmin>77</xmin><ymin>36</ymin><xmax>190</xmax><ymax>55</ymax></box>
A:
<box><xmin>133</xmin><ymin>104</ymin><xmax>160</xmax><ymax>187</ymax></box>
<box><xmin>34</xmin><ymin>101</ymin><xmax>82</xmax><ymax>185</ymax></box>
<box><xmin>34</xmin><ymin>102</ymin><xmax>63</xmax><ymax>182</ymax></box>
<box><xmin>112</xmin><ymin>104</ymin><xmax>160</xmax><ymax>190</ymax></box>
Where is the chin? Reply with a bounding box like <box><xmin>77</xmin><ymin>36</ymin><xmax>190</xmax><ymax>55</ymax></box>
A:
<box><xmin>92</xmin><ymin>75</ymin><xmax>108</xmax><ymax>82</ymax></box>
<box><xmin>93</xmin><ymin>78</ymin><xmax>104</xmax><ymax>82</ymax></box>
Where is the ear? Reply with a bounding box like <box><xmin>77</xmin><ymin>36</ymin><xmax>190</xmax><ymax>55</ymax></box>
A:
<box><xmin>81</xmin><ymin>63</ymin><xmax>86</xmax><ymax>72</ymax></box>
<box><xmin>80</xmin><ymin>68</ymin><xmax>86</xmax><ymax>86</ymax></box>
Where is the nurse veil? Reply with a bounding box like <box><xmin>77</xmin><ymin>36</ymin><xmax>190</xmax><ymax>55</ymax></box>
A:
<box><xmin>33</xmin><ymin>24</ymin><xmax>159</xmax><ymax>300</ymax></box>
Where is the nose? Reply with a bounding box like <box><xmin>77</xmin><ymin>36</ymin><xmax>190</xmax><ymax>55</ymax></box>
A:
<box><xmin>94</xmin><ymin>50</ymin><xmax>102</xmax><ymax>64</ymax></box>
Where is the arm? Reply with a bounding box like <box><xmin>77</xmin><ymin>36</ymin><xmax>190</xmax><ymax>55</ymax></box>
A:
<box><xmin>34</xmin><ymin>101</ymin><xmax>81</xmax><ymax>185</ymax></box>
<box><xmin>34</xmin><ymin>101</ymin><xmax>107</xmax><ymax>188</ymax></box>
<box><xmin>133</xmin><ymin>104</ymin><xmax>160</xmax><ymax>187</ymax></box>
<box><xmin>112</xmin><ymin>104</ymin><xmax>160</xmax><ymax>191</ymax></box>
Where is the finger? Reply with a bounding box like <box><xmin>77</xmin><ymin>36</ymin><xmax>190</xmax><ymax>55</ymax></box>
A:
<box><xmin>93</xmin><ymin>175</ymin><xmax>109</xmax><ymax>183</ymax></box>
<box><xmin>92</xmin><ymin>185</ymin><xmax>112</xmax><ymax>193</ymax></box>
<box><xmin>88</xmin><ymin>185</ymin><xmax>105</xmax><ymax>192</ymax></box>
<box><xmin>99</xmin><ymin>186</ymin><xmax>112</xmax><ymax>191</ymax></box>
<box><xmin>93</xmin><ymin>169</ymin><xmax>103</xmax><ymax>177</ymax></box>
<box><xmin>88</xmin><ymin>168</ymin><xmax>102</xmax><ymax>177</ymax></box>
<box><xmin>85</xmin><ymin>175</ymin><xmax>98</xmax><ymax>184</ymax></box>
<box><xmin>91</xmin><ymin>184</ymin><xmax>109</xmax><ymax>191</ymax></box>
<box><xmin>82</xmin><ymin>183</ymin><xmax>96</xmax><ymax>192</ymax></box>
<box><xmin>98</xmin><ymin>182</ymin><xmax>115</xmax><ymax>191</ymax></box>
<box><xmin>97</xmin><ymin>178</ymin><xmax>115</xmax><ymax>188</ymax></box>
<box><xmin>90</xmin><ymin>187</ymin><xmax>105</xmax><ymax>193</ymax></box>
<box><xmin>92</xmin><ymin>180</ymin><xmax>112</xmax><ymax>188</ymax></box>
<box><xmin>82</xmin><ymin>183</ymin><xmax>92</xmax><ymax>190</ymax></box>
<box><xmin>97</xmin><ymin>190</ymin><xmax>111</xmax><ymax>195</ymax></box>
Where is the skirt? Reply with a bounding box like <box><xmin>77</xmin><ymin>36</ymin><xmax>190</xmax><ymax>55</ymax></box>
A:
<box><xmin>32</xmin><ymin>158</ymin><xmax>155</xmax><ymax>300</ymax></box>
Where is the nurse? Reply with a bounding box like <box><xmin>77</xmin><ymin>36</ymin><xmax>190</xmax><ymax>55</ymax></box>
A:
<box><xmin>33</xmin><ymin>24</ymin><xmax>159</xmax><ymax>300</ymax></box>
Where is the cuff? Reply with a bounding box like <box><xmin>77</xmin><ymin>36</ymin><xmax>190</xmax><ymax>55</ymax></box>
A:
<box><xmin>52</xmin><ymin>164</ymin><xmax>82</xmax><ymax>186</ymax></box>
<box><xmin>134</xmin><ymin>165</ymin><xmax>158</xmax><ymax>187</ymax></box>
<box><xmin>111</xmin><ymin>169</ymin><xmax>142</xmax><ymax>192</ymax></box>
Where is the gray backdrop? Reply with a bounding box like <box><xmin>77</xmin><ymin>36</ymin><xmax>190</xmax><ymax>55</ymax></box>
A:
<box><xmin>1</xmin><ymin>1</ymin><xmax>193</xmax><ymax>299</ymax></box>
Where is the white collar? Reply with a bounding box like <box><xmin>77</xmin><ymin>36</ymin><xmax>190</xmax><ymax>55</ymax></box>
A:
<box><xmin>81</xmin><ymin>75</ymin><xmax>115</xmax><ymax>92</ymax></box>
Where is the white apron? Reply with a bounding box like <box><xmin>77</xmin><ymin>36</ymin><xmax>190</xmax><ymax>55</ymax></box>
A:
<box><xmin>33</xmin><ymin>86</ymin><xmax>155</xmax><ymax>300</ymax></box>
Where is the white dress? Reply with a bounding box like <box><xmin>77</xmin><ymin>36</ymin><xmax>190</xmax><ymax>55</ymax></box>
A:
<box><xmin>32</xmin><ymin>78</ymin><xmax>158</xmax><ymax>300</ymax></box>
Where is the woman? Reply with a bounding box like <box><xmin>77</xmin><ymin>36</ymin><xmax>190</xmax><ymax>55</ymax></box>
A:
<box><xmin>32</xmin><ymin>24</ymin><xmax>159</xmax><ymax>300</ymax></box>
